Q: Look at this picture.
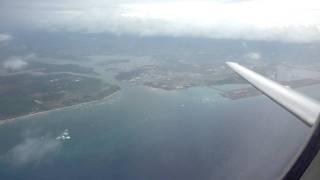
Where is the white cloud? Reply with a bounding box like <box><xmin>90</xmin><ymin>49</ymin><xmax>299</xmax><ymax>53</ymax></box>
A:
<box><xmin>1</xmin><ymin>0</ymin><xmax>320</xmax><ymax>42</ymax></box>
<box><xmin>3</xmin><ymin>135</ymin><xmax>62</xmax><ymax>166</ymax></box>
<box><xmin>116</xmin><ymin>0</ymin><xmax>320</xmax><ymax>42</ymax></box>
<box><xmin>0</xmin><ymin>33</ymin><xmax>12</xmax><ymax>42</ymax></box>
<box><xmin>245</xmin><ymin>52</ymin><xmax>261</xmax><ymax>60</ymax></box>
<box><xmin>3</xmin><ymin>57</ymin><xmax>28</xmax><ymax>71</ymax></box>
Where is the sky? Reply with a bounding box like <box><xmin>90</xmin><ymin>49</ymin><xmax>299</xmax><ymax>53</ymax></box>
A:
<box><xmin>0</xmin><ymin>0</ymin><xmax>320</xmax><ymax>43</ymax></box>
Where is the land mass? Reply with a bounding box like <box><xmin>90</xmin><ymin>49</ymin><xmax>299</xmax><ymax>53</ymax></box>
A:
<box><xmin>0</xmin><ymin>73</ymin><xmax>120</xmax><ymax>120</ymax></box>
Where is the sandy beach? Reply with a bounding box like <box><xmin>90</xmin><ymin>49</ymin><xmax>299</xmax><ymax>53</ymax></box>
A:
<box><xmin>0</xmin><ymin>90</ymin><xmax>120</xmax><ymax>126</ymax></box>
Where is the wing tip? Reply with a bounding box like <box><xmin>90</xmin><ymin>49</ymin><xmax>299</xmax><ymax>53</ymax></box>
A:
<box><xmin>225</xmin><ymin>61</ymin><xmax>239</xmax><ymax>69</ymax></box>
<box><xmin>225</xmin><ymin>61</ymin><xmax>236</xmax><ymax>65</ymax></box>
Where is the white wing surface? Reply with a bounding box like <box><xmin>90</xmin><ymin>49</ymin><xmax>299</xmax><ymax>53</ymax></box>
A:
<box><xmin>226</xmin><ymin>62</ymin><xmax>320</xmax><ymax>127</ymax></box>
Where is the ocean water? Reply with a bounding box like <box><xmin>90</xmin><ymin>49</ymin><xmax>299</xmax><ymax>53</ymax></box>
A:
<box><xmin>0</xmin><ymin>86</ymin><xmax>312</xmax><ymax>180</ymax></box>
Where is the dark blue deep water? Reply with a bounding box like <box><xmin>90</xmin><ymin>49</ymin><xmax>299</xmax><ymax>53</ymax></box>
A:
<box><xmin>0</xmin><ymin>86</ymin><xmax>313</xmax><ymax>180</ymax></box>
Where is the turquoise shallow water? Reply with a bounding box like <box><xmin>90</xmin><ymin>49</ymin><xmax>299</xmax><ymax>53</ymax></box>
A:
<box><xmin>0</xmin><ymin>86</ymin><xmax>312</xmax><ymax>180</ymax></box>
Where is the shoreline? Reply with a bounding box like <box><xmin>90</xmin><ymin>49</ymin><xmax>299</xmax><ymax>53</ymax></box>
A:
<box><xmin>0</xmin><ymin>90</ymin><xmax>120</xmax><ymax>126</ymax></box>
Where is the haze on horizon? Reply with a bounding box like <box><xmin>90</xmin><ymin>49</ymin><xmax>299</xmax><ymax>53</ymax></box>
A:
<box><xmin>0</xmin><ymin>0</ymin><xmax>320</xmax><ymax>43</ymax></box>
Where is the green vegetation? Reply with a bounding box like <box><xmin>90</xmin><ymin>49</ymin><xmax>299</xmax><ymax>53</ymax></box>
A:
<box><xmin>0</xmin><ymin>73</ymin><xmax>120</xmax><ymax>120</ymax></box>
<box><xmin>0</xmin><ymin>96</ymin><xmax>35</xmax><ymax>118</ymax></box>
<box><xmin>27</xmin><ymin>62</ymin><xmax>99</xmax><ymax>75</ymax></box>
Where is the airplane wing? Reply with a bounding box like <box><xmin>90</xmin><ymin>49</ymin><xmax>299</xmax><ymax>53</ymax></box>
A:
<box><xmin>226</xmin><ymin>62</ymin><xmax>320</xmax><ymax>180</ymax></box>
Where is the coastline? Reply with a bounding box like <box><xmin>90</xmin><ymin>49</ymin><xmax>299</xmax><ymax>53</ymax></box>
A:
<box><xmin>0</xmin><ymin>90</ymin><xmax>120</xmax><ymax>126</ymax></box>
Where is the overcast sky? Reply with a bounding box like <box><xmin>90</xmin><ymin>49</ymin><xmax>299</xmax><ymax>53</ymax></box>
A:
<box><xmin>1</xmin><ymin>0</ymin><xmax>320</xmax><ymax>42</ymax></box>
